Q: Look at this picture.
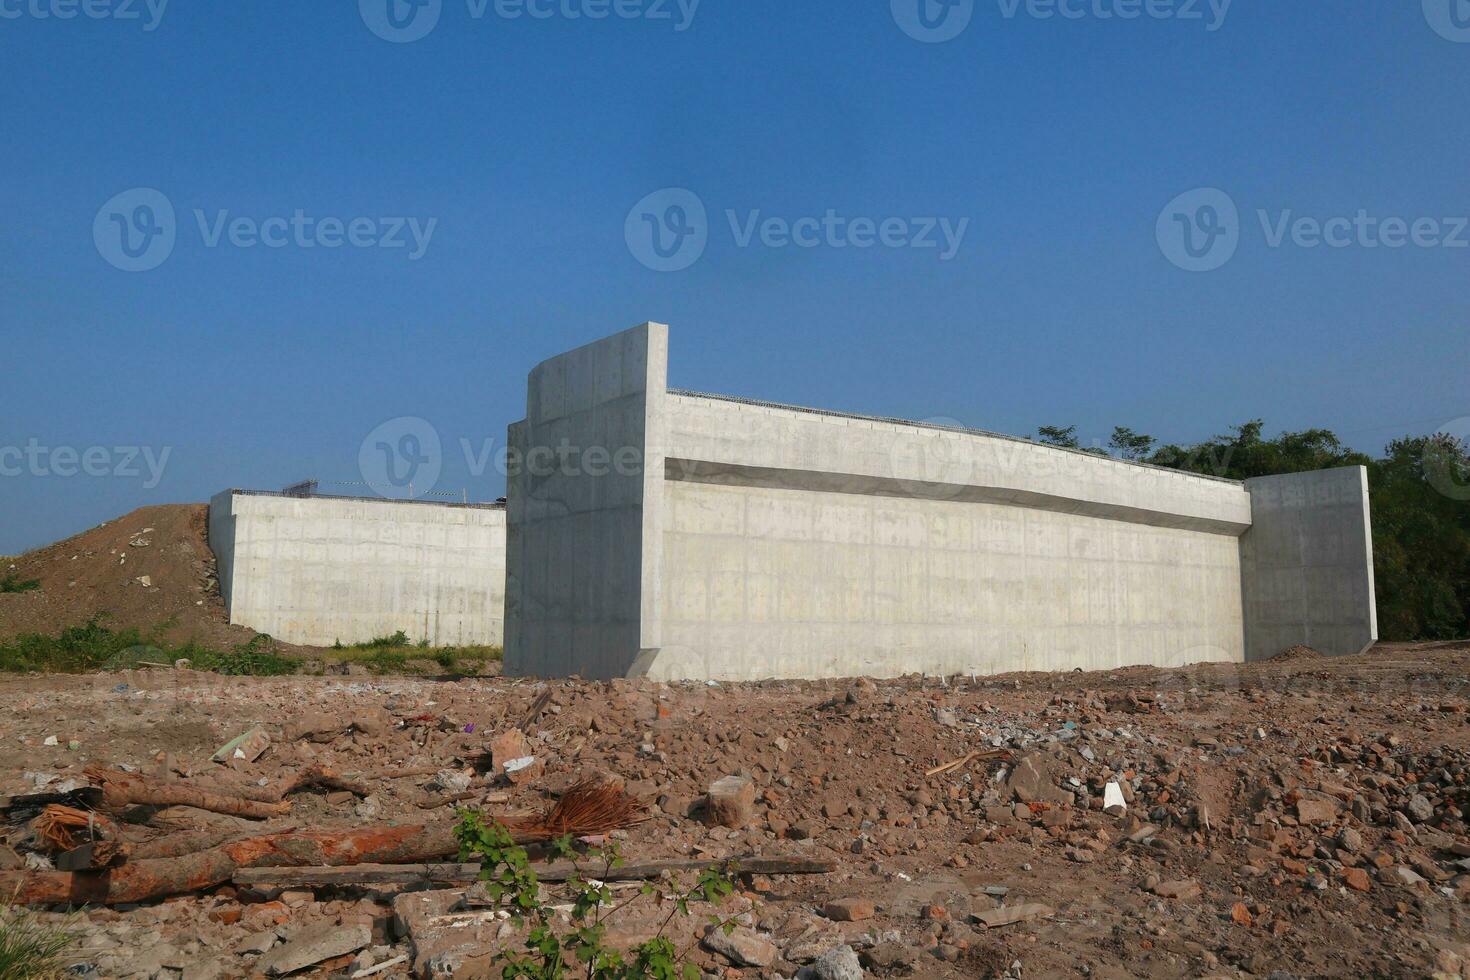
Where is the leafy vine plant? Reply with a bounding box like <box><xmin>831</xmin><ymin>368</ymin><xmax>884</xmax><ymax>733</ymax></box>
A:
<box><xmin>455</xmin><ymin>810</ymin><xmax>744</xmax><ymax>980</ymax></box>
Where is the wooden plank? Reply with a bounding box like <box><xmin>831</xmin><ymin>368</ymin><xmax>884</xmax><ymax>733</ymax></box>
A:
<box><xmin>236</xmin><ymin>863</ymin><xmax>481</xmax><ymax>887</ymax></box>
<box><xmin>234</xmin><ymin>854</ymin><xmax>837</xmax><ymax>889</ymax></box>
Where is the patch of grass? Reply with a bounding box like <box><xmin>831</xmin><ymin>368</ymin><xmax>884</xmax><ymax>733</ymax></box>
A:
<box><xmin>319</xmin><ymin>643</ymin><xmax>502</xmax><ymax>675</ymax></box>
<box><xmin>0</xmin><ymin>619</ymin><xmax>500</xmax><ymax>677</ymax></box>
<box><xmin>0</xmin><ymin>899</ymin><xmax>77</xmax><ymax>980</ymax></box>
<box><xmin>0</xmin><ymin>619</ymin><xmax>144</xmax><ymax>674</ymax></box>
<box><xmin>341</xmin><ymin>630</ymin><xmax>414</xmax><ymax>649</ymax></box>
<box><xmin>0</xmin><ymin>621</ymin><xmax>294</xmax><ymax>677</ymax></box>
<box><xmin>0</xmin><ymin>574</ymin><xmax>41</xmax><ymax>594</ymax></box>
<box><xmin>187</xmin><ymin>636</ymin><xmax>297</xmax><ymax>677</ymax></box>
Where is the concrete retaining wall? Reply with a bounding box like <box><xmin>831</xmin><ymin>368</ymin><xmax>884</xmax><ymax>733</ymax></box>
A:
<box><xmin>1240</xmin><ymin>467</ymin><xmax>1377</xmax><ymax>660</ymax></box>
<box><xmin>208</xmin><ymin>491</ymin><xmax>506</xmax><ymax>648</ymax></box>
<box><xmin>646</xmin><ymin>390</ymin><xmax>1251</xmax><ymax>680</ymax></box>
<box><xmin>503</xmin><ymin>323</ymin><xmax>668</xmax><ymax>679</ymax></box>
<box><xmin>656</xmin><ymin>478</ymin><xmax>1245</xmax><ymax>681</ymax></box>
<box><xmin>505</xmin><ymin>324</ymin><xmax>1379</xmax><ymax>681</ymax></box>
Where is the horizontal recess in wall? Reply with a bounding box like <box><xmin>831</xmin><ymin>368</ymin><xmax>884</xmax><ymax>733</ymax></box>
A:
<box><xmin>664</xmin><ymin>458</ymin><xmax>1251</xmax><ymax>537</ymax></box>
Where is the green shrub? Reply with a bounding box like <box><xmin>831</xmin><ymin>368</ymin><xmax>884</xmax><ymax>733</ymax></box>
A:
<box><xmin>0</xmin><ymin>620</ymin><xmax>501</xmax><ymax>678</ymax></box>
<box><xmin>192</xmin><ymin>636</ymin><xmax>297</xmax><ymax>677</ymax></box>
<box><xmin>354</xmin><ymin>630</ymin><xmax>413</xmax><ymax>649</ymax></box>
<box><xmin>0</xmin><ymin>622</ymin><xmax>296</xmax><ymax>677</ymax></box>
<box><xmin>0</xmin><ymin>619</ymin><xmax>145</xmax><ymax>674</ymax></box>
<box><xmin>319</xmin><ymin>644</ymin><xmax>502</xmax><ymax>675</ymax></box>
<box><xmin>0</xmin><ymin>574</ymin><xmax>41</xmax><ymax>594</ymax></box>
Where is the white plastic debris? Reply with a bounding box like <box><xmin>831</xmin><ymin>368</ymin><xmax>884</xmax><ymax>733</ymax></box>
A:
<box><xmin>503</xmin><ymin>756</ymin><xmax>537</xmax><ymax>775</ymax></box>
<box><xmin>1104</xmin><ymin>781</ymin><xmax>1127</xmax><ymax>814</ymax></box>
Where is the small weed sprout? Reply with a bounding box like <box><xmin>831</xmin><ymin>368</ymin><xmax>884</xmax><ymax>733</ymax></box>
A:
<box><xmin>455</xmin><ymin>811</ymin><xmax>742</xmax><ymax>980</ymax></box>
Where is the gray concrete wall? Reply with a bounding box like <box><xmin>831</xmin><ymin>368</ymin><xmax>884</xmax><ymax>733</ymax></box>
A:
<box><xmin>654</xmin><ymin>479</ymin><xmax>1245</xmax><ymax>681</ymax></box>
<box><xmin>645</xmin><ymin>393</ymin><xmax>1250</xmax><ymax>680</ymax></box>
<box><xmin>503</xmin><ymin>323</ymin><xmax>668</xmax><ymax>679</ymax></box>
<box><xmin>1240</xmin><ymin>466</ymin><xmax>1377</xmax><ymax>660</ymax></box>
<box><xmin>207</xmin><ymin>490</ymin><xmax>239</xmax><ymax>610</ymax></box>
<box><xmin>208</xmin><ymin>491</ymin><xmax>506</xmax><ymax>648</ymax></box>
<box><xmin>504</xmin><ymin>326</ymin><xmax>1379</xmax><ymax>682</ymax></box>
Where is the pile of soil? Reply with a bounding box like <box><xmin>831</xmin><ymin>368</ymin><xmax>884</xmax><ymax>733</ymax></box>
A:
<box><xmin>0</xmin><ymin>504</ymin><xmax>260</xmax><ymax>650</ymax></box>
<box><xmin>1270</xmin><ymin>643</ymin><xmax>1327</xmax><ymax>662</ymax></box>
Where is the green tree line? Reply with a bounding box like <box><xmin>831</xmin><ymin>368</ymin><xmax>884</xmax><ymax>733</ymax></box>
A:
<box><xmin>1034</xmin><ymin>422</ymin><xmax>1470</xmax><ymax>642</ymax></box>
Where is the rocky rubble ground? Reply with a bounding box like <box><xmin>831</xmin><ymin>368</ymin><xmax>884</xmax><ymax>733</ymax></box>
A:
<box><xmin>1</xmin><ymin>641</ymin><xmax>1468</xmax><ymax>979</ymax></box>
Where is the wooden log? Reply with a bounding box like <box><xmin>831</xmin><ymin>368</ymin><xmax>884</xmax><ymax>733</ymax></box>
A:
<box><xmin>84</xmin><ymin>766</ymin><xmax>289</xmax><ymax>820</ymax></box>
<box><xmin>131</xmin><ymin>827</ymin><xmax>298</xmax><ymax>861</ymax></box>
<box><xmin>349</xmin><ymin>765</ymin><xmax>440</xmax><ymax>781</ymax></box>
<box><xmin>0</xmin><ymin>822</ymin><xmax>459</xmax><ymax>905</ymax></box>
<box><xmin>177</xmin><ymin>765</ymin><xmax>368</xmax><ymax>805</ymax></box>
<box><xmin>0</xmin><ymin>782</ymin><xmax>650</xmax><ymax>905</ymax></box>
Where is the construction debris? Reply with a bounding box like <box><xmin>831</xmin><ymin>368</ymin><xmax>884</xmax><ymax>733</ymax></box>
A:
<box><xmin>211</xmin><ymin>726</ymin><xmax>271</xmax><ymax>764</ymax></box>
<box><xmin>3</xmin><ymin>644</ymin><xmax>1470</xmax><ymax>978</ymax></box>
<box><xmin>707</xmin><ymin>774</ymin><xmax>756</xmax><ymax>828</ymax></box>
<box><xmin>257</xmin><ymin>922</ymin><xmax>372</xmax><ymax>976</ymax></box>
<box><xmin>976</xmin><ymin>903</ymin><xmax>1054</xmax><ymax>928</ymax></box>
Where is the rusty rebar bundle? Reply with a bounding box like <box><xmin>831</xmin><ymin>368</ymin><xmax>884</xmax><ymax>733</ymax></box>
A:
<box><xmin>501</xmin><ymin>779</ymin><xmax>651</xmax><ymax>843</ymax></box>
<box><xmin>32</xmin><ymin>805</ymin><xmax>128</xmax><ymax>868</ymax></box>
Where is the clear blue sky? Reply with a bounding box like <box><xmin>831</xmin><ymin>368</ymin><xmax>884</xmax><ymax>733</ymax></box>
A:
<box><xmin>2</xmin><ymin>0</ymin><xmax>1467</xmax><ymax>554</ymax></box>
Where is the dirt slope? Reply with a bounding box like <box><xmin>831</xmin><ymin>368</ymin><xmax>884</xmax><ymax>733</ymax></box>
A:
<box><xmin>0</xmin><ymin>503</ymin><xmax>260</xmax><ymax>649</ymax></box>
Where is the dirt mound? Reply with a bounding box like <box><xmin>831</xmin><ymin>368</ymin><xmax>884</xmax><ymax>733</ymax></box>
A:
<box><xmin>0</xmin><ymin>504</ymin><xmax>260</xmax><ymax>649</ymax></box>
<box><xmin>1270</xmin><ymin>643</ymin><xmax>1327</xmax><ymax>662</ymax></box>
